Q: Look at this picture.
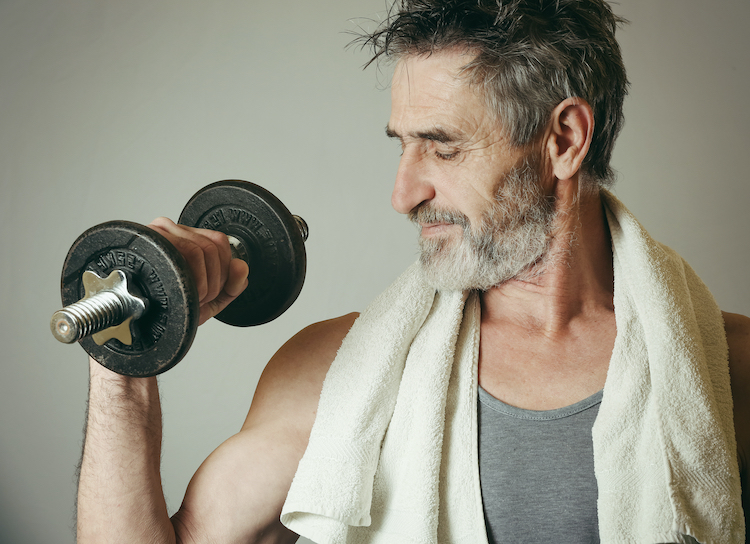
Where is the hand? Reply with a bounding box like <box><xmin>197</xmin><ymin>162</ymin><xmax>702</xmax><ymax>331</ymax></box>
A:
<box><xmin>148</xmin><ymin>217</ymin><xmax>249</xmax><ymax>325</ymax></box>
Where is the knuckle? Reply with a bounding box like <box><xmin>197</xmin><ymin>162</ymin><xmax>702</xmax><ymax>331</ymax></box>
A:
<box><xmin>206</xmin><ymin>230</ymin><xmax>232</xmax><ymax>260</ymax></box>
<box><xmin>184</xmin><ymin>240</ymin><xmax>205</xmax><ymax>262</ymax></box>
<box><xmin>152</xmin><ymin>216</ymin><xmax>173</xmax><ymax>225</ymax></box>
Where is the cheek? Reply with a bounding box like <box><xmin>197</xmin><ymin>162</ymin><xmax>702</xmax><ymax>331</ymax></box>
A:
<box><xmin>452</xmin><ymin>164</ymin><xmax>502</xmax><ymax>211</ymax></box>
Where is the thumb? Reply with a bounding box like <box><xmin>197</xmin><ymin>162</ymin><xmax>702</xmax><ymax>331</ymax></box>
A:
<box><xmin>198</xmin><ymin>259</ymin><xmax>249</xmax><ymax>325</ymax></box>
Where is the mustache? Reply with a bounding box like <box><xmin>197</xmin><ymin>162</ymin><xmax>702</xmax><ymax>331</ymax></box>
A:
<box><xmin>408</xmin><ymin>203</ymin><xmax>471</xmax><ymax>230</ymax></box>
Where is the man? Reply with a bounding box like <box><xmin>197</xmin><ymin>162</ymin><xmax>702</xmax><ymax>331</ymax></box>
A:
<box><xmin>76</xmin><ymin>0</ymin><xmax>750</xmax><ymax>543</ymax></box>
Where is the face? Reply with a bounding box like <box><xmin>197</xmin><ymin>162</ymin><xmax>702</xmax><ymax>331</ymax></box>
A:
<box><xmin>387</xmin><ymin>50</ymin><xmax>555</xmax><ymax>290</ymax></box>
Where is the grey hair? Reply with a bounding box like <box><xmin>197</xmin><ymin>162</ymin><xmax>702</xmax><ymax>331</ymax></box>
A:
<box><xmin>356</xmin><ymin>0</ymin><xmax>630</xmax><ymax>187</ymax></box>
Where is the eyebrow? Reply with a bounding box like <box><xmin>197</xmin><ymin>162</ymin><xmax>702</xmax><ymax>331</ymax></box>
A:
<box><xmin>385</xmin><ymin>125</ymin><xmax>464</xmax><ymax>144</ymax></box>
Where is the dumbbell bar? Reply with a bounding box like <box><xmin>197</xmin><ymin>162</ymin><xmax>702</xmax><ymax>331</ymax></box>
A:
<box><xmin>51</xmin><ymin>180</ymin><xmax>307</xmax><ymax>377</ymax></box>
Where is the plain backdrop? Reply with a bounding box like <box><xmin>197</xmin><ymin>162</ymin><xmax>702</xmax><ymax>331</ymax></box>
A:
<box><xmin>1</xmin><ymin>1</ymin><xmax>748</xmax><ymax>542</ymax></box>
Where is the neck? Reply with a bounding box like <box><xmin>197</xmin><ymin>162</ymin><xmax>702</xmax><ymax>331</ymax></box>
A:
<box><xmin>480</xmin><ymin>183</ymin><xmax>614</xmax><ymax>334</ymax></box>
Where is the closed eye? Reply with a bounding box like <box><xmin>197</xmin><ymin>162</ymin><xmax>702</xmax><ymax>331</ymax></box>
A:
<box><xmin>435</xmin><ymin>149</ymin><xmax>459</xmax><ymax>160</ymax></box>
<box><xmin>386</xmin><ymin>125</ymin><xmax>463</xmax><ymax>161</ymax></box>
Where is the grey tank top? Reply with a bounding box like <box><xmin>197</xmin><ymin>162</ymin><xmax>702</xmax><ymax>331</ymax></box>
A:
<box><xmin>478</xmin><ymin>386</ymin><xmax>603</xmax><ymax>544</ymax></box>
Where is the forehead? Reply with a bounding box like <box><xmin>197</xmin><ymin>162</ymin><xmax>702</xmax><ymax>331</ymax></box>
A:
<box><xmin>389</xmin><ymin>50</ymin><xmax>490</xmax><ymax>133</ymax></box>
<box><xmin>391</xmin><ymin>50</ymin><xmax>471</xmax><ymax>96</ymax></box>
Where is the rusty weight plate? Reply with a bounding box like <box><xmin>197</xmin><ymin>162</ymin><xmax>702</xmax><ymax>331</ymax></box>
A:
<box><xmin>60</xmin><ymin>220</ymin><xmax>200</xmax><ymax>377</ymax></box>
<box><xmin>178</xmin><ymin>180</ymin><xmax>306</xmax><ymax>327</ymax></box>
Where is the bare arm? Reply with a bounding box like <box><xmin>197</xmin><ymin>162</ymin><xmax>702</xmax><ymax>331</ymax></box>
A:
<box><xmin>75</xmin><ymin>216</ymin><xmax>357</xmax><ymax>543</ymax></box>
<box><xmin>172</xmin><ymin>313</ymin><xmax>357</xmax><ymax>542</ymax></box>
<box><xmin>76</xmin><ymin>219</ymin><xmax>247</xmax><ymax>544</ymax></box>
<box><xmin>724</xmin><ymin>311</ymin><xmax>750</xmax><ymax>539</ymax></box>
<box><xmin>77</xmin><ymin>363</ymin><xmax>176</xmax><ymax>543</ymax></box>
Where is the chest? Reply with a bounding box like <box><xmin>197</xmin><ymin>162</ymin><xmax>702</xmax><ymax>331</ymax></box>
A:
<box><xmin>478</xmin><ymin>318</ymin><xmax>615</xmax><ymax>410</ymax></box>
<box><xmin>478</xmin><ymin>386</ymin><xmax>602</xmax><ymax>543</ymax></box>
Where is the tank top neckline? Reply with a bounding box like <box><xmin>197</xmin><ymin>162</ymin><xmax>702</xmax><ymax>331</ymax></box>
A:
<box><xmin>478</xmin><ymin>385</ymin><xmax>604</xmax><ymax>421</ymax></box>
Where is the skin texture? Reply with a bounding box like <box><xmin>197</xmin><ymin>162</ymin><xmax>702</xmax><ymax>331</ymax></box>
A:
<box><xmin>76</xmin><ymin>50</ymin><xmax>750</xmax><ymax>542</ymax></box>
<box><xmin>725</xmin><ymin>311</ymin><xmax>750</xmax><ymax>525</ymax></box>
<box><xmin>388</xmin><ymin>51</ymin><xmax>614</xmax><ymax>410</ymax></box>
<box><xmin>77</xmin><ymin>219</ymin><xmax>356</xmax><ymax>543</ymax></box>
<box><xmin>387</xmin><ymin>50</ymin><xmax>750</xmax><ymax>531</ymax></box>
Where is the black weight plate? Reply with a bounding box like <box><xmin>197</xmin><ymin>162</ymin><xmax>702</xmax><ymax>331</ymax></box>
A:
<box><xmin>178</xmin><ymin>180</ymin><xmax>306</xmax><ymax>326</ymax></box>
<box><xmin>60</xmin><ymin>221</ymin><xmax>200</xmax><ymax>377</ymax></box>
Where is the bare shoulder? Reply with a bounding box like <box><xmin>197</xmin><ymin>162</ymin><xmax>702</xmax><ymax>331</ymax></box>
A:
<box><xmin>724</xmin><ymin>311</ymin><xmax>750</xmax><ymax>535</ymax></box>
<box><xmin>725</xmin><ymin>311</ymin><xmax>750</xmax><ymax>388</ymax></box>
<box><xmin>171</xmin><ymin>313</ymin><xmax>358</xmax><ymax>544</ymax></box>
<box><xmin>724</xmin><ymin>312</ymin><xmax>750</xmax><ymax>475</ymax></box>
<box><xmin>724</xmin><ymin>312</ymin><xmax>750</xmax><ymax>349</ymax></box>
<box><xmin>245</xmin><ymin>311</ymin><xmax>360</xmax><ymax>434</ymax></box>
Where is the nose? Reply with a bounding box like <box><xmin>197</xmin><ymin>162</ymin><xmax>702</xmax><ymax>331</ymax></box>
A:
<box><xmin>391</xmin><ymin>149</ymin><xmax>435</xmax><ymax>215</ymax></box>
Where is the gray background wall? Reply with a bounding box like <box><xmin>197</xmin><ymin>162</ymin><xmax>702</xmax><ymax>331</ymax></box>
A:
<box><xmin>0</xmin><ymin>1</ymin><xmax>748</xmax><ymax>542</ymax></box>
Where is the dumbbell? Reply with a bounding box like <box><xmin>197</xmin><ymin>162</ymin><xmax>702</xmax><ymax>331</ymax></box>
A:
<box><xmin>50</xmin><ymin>180</ymin><xmax>307</xmax><ymax>377</ymax></box>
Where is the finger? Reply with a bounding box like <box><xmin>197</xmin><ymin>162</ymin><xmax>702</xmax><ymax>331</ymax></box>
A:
<box><xmin>187</xmin><ymin>227</ymin><xmax>232</xmax><ymax>295</ymax></box>
<box><xmin>198</xmin><ymin>278</ymin><xmax>248</xmax><ymax>326</ymax></box>
<box><xmin>147</xmin><ymin>218</ymin><xmax>227</xmax><ymax>303</ymax></box>
<box><xmin>149</xmin><ymin>219</ymin><xmax>209</xmax><ymax>301</ymax></box>
<box><xmin>161</xmin><ymin>223</ymin><xmax>234</xmax><ymax>303</ymax></box>
<box><xmin>194</xmin><ymin>236</ymin><xmax>222</xmax><ymax>304</ymax></box>
<box><xmin>198</xmin><ymin>260</ymin><xmax>248</xmax><ymax>325</ymax></box>
<box><xmin>147</xmin><ymin>218</ymin><xmax>247</xmax><ymax>326</ymax></box>
<box><xmin>225</xmin><ymin>258</ymin><xmax>249</xmax><ymax>298</ymax></box>
<box><xmin>199</xmin><ymin>295</ymin><xmax>227</xmax><ymax>325</ymax></box>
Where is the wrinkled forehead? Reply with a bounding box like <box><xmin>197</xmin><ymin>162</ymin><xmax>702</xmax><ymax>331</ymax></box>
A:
<box><xmin>391</xmin><ymin>49</ymin><xmax>476</xmax><ymax>95</ymax></box>
<box><xmin>389</xmin><ymin>50</ymin><xmax>488</xmax><ymax>119</ymax></box>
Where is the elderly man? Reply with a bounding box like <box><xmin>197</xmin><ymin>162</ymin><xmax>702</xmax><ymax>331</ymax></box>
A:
<box><xmin>77</xmin><ymin>0</ymin><xmax>750</xmax><ymax>543</ymax></box>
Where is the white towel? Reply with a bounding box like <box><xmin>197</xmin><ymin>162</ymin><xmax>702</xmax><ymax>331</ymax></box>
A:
<box><xmin>281</xmin><ymin>191</ymin><xmax>744</xmax><ymax>543</ymax></box>
<box><xmin>595</xmin><ymin>191</ymin><xmax>743</xmax><ymax>543</ymax></box>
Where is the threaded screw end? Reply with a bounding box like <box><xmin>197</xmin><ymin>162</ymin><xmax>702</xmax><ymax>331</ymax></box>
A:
<box><xmin>51</xmin><ymin>291</ymin><xmax>125</xmax><ymax>344</ymax></box>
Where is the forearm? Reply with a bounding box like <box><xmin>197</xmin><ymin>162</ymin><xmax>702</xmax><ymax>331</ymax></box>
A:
<box><xmin>77</xmin><ymin>357</ymin><xmax>176</xmax><ymax>544</ymax></box>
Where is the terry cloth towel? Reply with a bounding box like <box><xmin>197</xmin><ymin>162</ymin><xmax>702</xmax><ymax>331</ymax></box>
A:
<box><xmin>280</xmin><ymin>190</ymin><xmax>744</xmax><ymax>544</ymax></box>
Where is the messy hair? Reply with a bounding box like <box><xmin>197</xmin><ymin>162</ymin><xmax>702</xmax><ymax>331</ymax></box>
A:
<box><xmin>358</xmin><ymin>0</ymin><xmax>629</xmax><ymax>186</ymax></box>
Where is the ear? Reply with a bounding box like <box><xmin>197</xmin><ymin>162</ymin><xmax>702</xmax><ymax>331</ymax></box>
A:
<box><xmin>545</xmin><ymin>98</ymin><xmax>594</xmax><ymax>181</ymax></box>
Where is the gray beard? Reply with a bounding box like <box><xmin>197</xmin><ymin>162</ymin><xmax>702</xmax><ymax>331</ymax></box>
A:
<box><xmin>410</xmin><ymin>159</ymin><xmax>556</xmax><ymax>291</ymax></box>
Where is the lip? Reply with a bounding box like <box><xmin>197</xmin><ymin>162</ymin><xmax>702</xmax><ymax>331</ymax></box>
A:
<box><xmin>420</xmin><ymin>222</ymin><xmax>456</xmax><ymax>237</ymax></box>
